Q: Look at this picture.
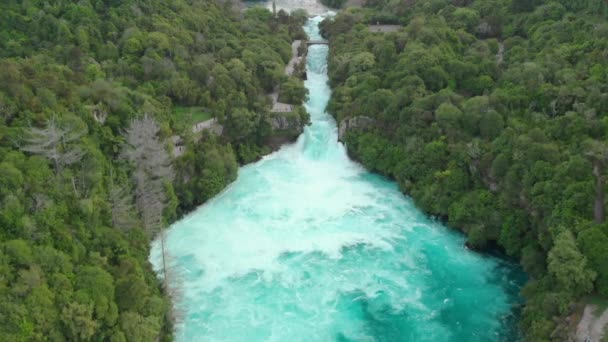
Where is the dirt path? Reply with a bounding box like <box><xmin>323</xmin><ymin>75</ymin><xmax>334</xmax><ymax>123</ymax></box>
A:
<box><xmin>576</xmin><ymin>305</ymin><xmax>608</xmax><ymax>342</ymax></box>
<box><xmin>270</xmin><ymin>39</ymin><xmax>301</xmax><ymax>112</ymax></box>
<box><xmin>285</xmin><ymin>40</ymin><xmax>302</xmax><ymax>76</ymax></box>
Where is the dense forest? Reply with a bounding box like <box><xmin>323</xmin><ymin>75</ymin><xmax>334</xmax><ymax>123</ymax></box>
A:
<box><xmin>0</xmin><ymin>0</ymin><xmax>307</xmax><ymax>340</ymax></box>
<box><xmin>3</xmin><ymin>0</ymin><xmax>608</xmax><ymax>339</ymax></box>
<box><xmin>322</xmin><ymin>0</ymin><xmax>608</xmax><ymax>340</ymax></box>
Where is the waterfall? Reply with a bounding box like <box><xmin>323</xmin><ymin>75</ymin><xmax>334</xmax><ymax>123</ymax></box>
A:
<box><xmin>151</xmin><ymin>16</ymin><xmax>523</xmax><ymax>342</ymax></box>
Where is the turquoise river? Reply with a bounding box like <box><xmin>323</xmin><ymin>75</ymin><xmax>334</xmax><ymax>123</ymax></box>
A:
<box><xmin>152</xmin><ymin>16</ymin><xmax>525</xmax><ymax>342</ymax></box>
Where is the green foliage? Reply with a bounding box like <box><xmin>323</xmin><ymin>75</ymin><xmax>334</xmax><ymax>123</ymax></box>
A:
<box><xmin>172</xmin><ymin>107</ymin><xmax>213</xmax><ymax>127</ymax></box>
<box><xmin>323</xmin><ymin>0</ymin><xmax>608</xmax><ymax>339</ymax></box>
<box><xmin>175</xmin><ymin>134</ymin><xmax>239</xmax><ymax>213</ymax></box>
<box><xmin>0</xmin><ymin>0</ymin><xmax>306</xmax><ymax>339</ymax></box>
<box><xmin>279</xmin><ymin>77</ymin><xmax>308</xmax><ymax>104</ymax></box>
<box><xmin>577</xmin><ymin>227</ymin><xmax>608</xmax><ymax>296</ymax></box>
<box><xmin>548</xmin><ymin>230</ymin><xmax>596</xmax><ymax>297</ymax></box>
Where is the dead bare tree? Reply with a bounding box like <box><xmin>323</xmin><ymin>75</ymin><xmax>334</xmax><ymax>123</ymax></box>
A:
<box><xmin>109</xmin><ymin>183</ymin><xmax>137</xmax><ymax>231</ymax></box>
<box><xmin>20</xmin><ymin>116</ymin><xmax>86</xmax><ymax>175</ymax></box>
<box><xmin>121</xmin><ymin>115</ymin><xmax>174</xmax><ymax>232</ymax></box>
<box><xmin>120</xmin><ymin>115</ymin><xmax>178</xmax><ymax>313</ymax></box>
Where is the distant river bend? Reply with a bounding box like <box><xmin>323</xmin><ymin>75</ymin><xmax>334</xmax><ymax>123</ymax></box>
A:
<box><xmin>151</xmin><ymin>16</ymin><xmax>524</xmax><ymax>342</ymax></box>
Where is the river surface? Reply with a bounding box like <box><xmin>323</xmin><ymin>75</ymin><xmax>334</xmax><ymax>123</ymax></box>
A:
<box><xmin>244</xmin><ymin>0</ymin><xmax>329</xmax><ymax>15</ymax></box>
<box><xmin>152</xmin><ymin>16</ymin><xmax>524</xmax><ymax>342</ymax></box>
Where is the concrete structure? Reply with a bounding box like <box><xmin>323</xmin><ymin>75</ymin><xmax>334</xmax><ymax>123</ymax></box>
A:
<box><xmin>308</xmin><ymin>39</ymin><xmax>328</xmax><ymax>46</ymax></box>
<box><xmin>270</xmin><ymin>92</ymin><xmax>294</xmax><ymax>113</ymax></box>
<box><xmin>192</xmin><ymin>118</ymin><xmax>223</xmax><ymax>135</ymax></box>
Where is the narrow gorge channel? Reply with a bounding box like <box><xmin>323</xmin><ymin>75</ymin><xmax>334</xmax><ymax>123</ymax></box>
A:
<box><xmin>151</xmin><ymin>16</ymin><xmax>525</xmax><ymax>341</ymax></box>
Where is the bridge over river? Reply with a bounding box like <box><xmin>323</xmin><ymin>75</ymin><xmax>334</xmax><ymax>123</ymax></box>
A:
<box><xmin>307</xmin><ymin>39</ymin><xmax>328</xmax><ymax>46</ymax></box>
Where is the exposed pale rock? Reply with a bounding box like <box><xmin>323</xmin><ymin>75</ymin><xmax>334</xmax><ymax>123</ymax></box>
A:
<box><xmin>338</xmin><ymin>116</ymin><xmax>375</xmax><ymax>141</ymax></box>
<box><xmin>269</xmin><ymin>113</ymin><xmax>301</xmax><ymax>131</ymax></box>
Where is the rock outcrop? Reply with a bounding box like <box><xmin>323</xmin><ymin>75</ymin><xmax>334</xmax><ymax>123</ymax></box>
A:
<box><xmin>338</xmin><ymin>116</ymin><xmax>375</xmax><ymax>141</ymax></box>
<box><xmin>264</xmin><ymin>111</ymin><xmax>308</xmax><ymax>150</ymax></box>
<box><xmin>574</xmin><ymin>305</ymin><xmax>608</xmax><ymax>342</ymax></box>
<box><xmin>269</xmin><ymin>113</ymin><xmax>301</xmax><ymax>131</ymax></box>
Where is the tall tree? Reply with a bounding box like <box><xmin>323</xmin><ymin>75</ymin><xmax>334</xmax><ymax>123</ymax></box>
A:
<box><xmin>109</xmin><ymin>182</ymin><xmax>137</xmax><ymax>231</ymax></box>
<box><xmin>121</xmin><ymin>115</ymin><xmax>175</xmax><ymax>290</ymax></box>
<box><xmin>577</xmin><ymin>228</ymin><xmax>608</xmax><ymax>296</ymax></box>
<box><xmin>548</xmin><ymin>230</ymin><xmax>596</xmax><ymax>298</ymax></box>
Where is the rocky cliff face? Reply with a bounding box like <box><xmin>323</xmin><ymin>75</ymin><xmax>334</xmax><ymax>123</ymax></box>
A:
<box><xmin>269</xmin><ymin>113</ymin><xmax>301</xmax><ymax>131</ymax></box>
<box><xmin>265</xmin><ymin>110</ymin><xmax>308</xmax><ymax>150</ymax></box>
<box><xmin>338</xmin><ymin>116</ymin><xmax>375</xmax><ymax>142</ymax></box>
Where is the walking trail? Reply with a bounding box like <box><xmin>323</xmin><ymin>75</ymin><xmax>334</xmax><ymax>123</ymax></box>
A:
<box><xmin>576</xmin><ymin>305</ymin><xmax>608</xmax><ymax>342</ymax></box>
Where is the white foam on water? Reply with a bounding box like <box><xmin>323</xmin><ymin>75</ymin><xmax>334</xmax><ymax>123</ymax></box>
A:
<box><xmin>150</xmin><ymin>15</ymin><xmax>523</xmax><ymax>342</ymax></box>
